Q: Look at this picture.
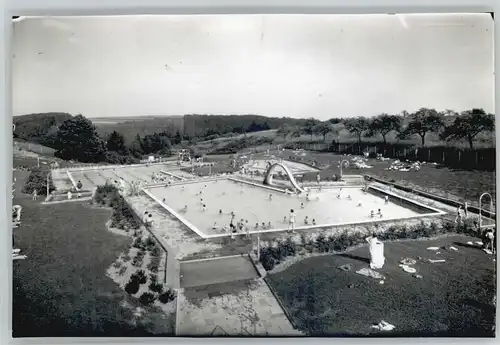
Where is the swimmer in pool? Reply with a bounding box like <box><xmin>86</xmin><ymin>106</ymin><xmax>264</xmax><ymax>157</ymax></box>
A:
<box><xmin>283</xmin><ymin>216</ymin><xmax>287</xmax><ymax>224</ymax></box>
<box><xmin>183</xmin><ymin>205</ymin><xmax>188</xmax><ymax>212</ymax></box>
<box><xmin>384</xmin><ymin>195</ymin><xmax>389</xmax><ymax>204</ymax></box>
<box><xmin>255</xmin><ymin>222</ymin><xmax>259</xmax><ymax>230</ymax></box>
<box><xmin>370</xmin><ymin>210</ymin><xmax>375</xmax><ymax>218</ymax></box>
<box><xmin>267</xmin><ymin>221</ymin><xmax>272</xmax><ymax>229</ymax></box>
<box><xmin>261</xmin><ymin>222</ymin><xmax>266</xmax><ymax>229</ymax></box>
<box><xmin>337</xmin><ymin>194</ymin><xmax>341</xmax><ymax>199</ymax></box>
<box><xmin>357</xmin><ymin>201</ymin><xmax>362</xmax><ymax>207</ymax></box>
<box><xmin>219</xmin><ymin>209</ymin><xmax>223</xmax><ymax>215</ymax></box>
<box><xmin>304</xmin><ymin>216</ymin><xmax>309</xmax><ymax>225</ymax></box>
<box><xmin>347</xmin><ymin>195</ymin><xmax>352</xmax><ymax>200</ymax></box>
<box><xmin>300</xmin><ymin>202</ymin><xmax>304</xmax><ymax>209</ymax></box>
<box><xmin>269</xmin><ymin>194</ymin><xmax>273</xmax><ymax>201</ymax></box>
<box><xmin>312</xmin><ymin>218</ymin><xmax>316</xmax><ymax>225</ymax></box>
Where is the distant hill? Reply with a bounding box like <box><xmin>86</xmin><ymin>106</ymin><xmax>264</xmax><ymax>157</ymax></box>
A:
<box><xmin>183</xmin><ymin>114</ymin><xmax>306</xmax><ymax>137</ymax></box>
<box><xmin>13</xmin><ymin>112</ymin><xmax>73</xmax><ymax>146</ymax></box>
<box><xmin>94</xmin><ymin>116</ymin><xmax>185</xmax><ymax>143</ymax></box>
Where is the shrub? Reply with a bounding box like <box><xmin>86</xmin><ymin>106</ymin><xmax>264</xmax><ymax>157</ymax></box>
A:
<box><xmin>130</xmin><ymin>269</ymin><xmax>147</xmax><ymax>285</ymax></box>
<box><xmin>133</xmin><ymin>237</ymin><xmax>144</xmax><ymax>249</ymax></box>
<box><xmin>132</xmin><ymin>252</ymin><xmax>145</xmax><ymax>267</ymax></box>
<box><xmin>125</xmin><ymin>278</ymin><xmax>140</xmax><ymax>295</ymax></box>
<box><xmin>93</xmin><ymin>184</ymin><xmax>141</xmax><ymax>230</ymax></box>
<box><xmin>139</xmin><ymin>292</ymin><xmax>156</xmax><ymax>306</ymax></box>
<box><xmin>158</xmin><ymin>289</ymin><xmax>176</xmax><ymax>304</ymax></box>
<box><xmin>149</xmin><ymin>273</ymin><xmax>158</xmax><ymax>282</ymax></box>
<box><xmin>113</xmin><ymin>261</ymin><xmax>122</xmax><ymax>269</ymax></box>
<box><xmin>314</xmin><ymin>234</ymin><xmax>329</xmax><ymax>253</ymax></box>
<box><xmin>151</xmin><ymin>245</ymin><xmax>162</xmax><ymax>257</ymax></box>
<box><xmin>118</xmin><ymin>266</ymin><xmax>127</xmax><ymax>276</ymax></box>
<box><xmin>261</xmin><ymin>254</ymin><xmax>276</xmax><ymax>271</ymax></box>
<box><xmin>122</xmin><ymin>253</ymin><xmax>131</xmax><ymax>262</ymax></box>
<box><xmin>147</xmin><ymin>256</ymin><xmax>161</xmax><ymax>273</ymax></box>
<box><xmin>22</xmin><ymin>167</ymin><xmax>56</xmax><ymax>196</ymax></box>
<box><xmin>145</xmin><ymin>236</ymin><xmax>156</xmax><ymax>251</ymax></box>
<box><xmin>149</xmin><ymin>280</ymin><xmax>164</xmax><ymax>294</ymax></box>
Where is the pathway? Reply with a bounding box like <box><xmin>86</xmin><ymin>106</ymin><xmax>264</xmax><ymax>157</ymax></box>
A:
<box><xmin>176</xmin><ymin>278</ymin><xmax>302</xmax><ymax>336</ymax></box>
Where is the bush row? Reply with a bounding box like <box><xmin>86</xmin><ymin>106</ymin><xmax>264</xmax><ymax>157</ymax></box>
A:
<box><xmin>258</xmin><ymin>219</ymin><xmax>478</xmax><ymax>271</ymax></box>
<box><xmin>93</xmin><ymin>183</ymin><xmax>141</xmax><ymax>230</ymax></box>
<box><xmin>124</xmin><ymin>270</ymin><xmax>175</xmax><ymax>305</ymax></box>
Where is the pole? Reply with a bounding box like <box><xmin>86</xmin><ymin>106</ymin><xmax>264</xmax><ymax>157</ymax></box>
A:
<box><xmin>37</xmin><ymin>156</ymin><xmax>40</xmax><ymax>168</ymax></box>
<box><xmin>47</xmin><ymin>173</ymin><xmax>50</xmax><ymax>196</ymax></box>
<box><xmin>164</xmin><ymin>250</ymin><xmax>167</xmax><ymax>284</ymax></box>
<box><xmin>257</xmin><ymin>231</ymin><xmax>260</xmax><ymax>262</ymax></box>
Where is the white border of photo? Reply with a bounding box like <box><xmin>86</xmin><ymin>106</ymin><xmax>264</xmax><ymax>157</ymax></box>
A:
<box><xmin>1</xmin><ymin>1</ymin><xmax>498</xmax><ymax>345</ymax></box>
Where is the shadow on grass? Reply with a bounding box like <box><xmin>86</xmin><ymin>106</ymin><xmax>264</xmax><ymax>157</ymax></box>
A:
<box><xmin>452</xmin><ymin>241</ymin><xmax>482</xmax><ymax>250</ymax></box>
<box><xmin>337</xmin><ymin>253</ymin><xmax>370</xmax><ymax>264</ymax></box>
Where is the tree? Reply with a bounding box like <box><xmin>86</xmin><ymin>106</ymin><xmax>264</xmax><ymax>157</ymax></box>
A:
<box><xmin>106</xmin><ymin>130</ymin><xmax>127</xmax><ymax>155</ymax></box>
<box><xmin>399</xmin><ymin>108</ymin><xmax>444</xmax><ymax>147</ymax></box>
<box><xmin>303</xmin><ymin>118</ymin><xmax>320</xmax><ymax>141</ymax></box>
<box><xmin>276</xmin><ymin>125</ymin><xmax>292</xmax><ymax>141</ymax></box>
<box><xmin>290</xmin><ymin>127</ymin><xmax>302</xmax><ymax>140</ymax></box>
<box><xmin>173</xmin><ymin>130</ymin><xmax>183</xmax><ymax>145</ymax></box>
<box><xmin>54</xmin><ymin>115</ymin><xmax>107</xmax><ymax>162</ymax></box>
<box><xmin>22</xmin><ymin>167</ymin><xmax>55</xmax><ymax>196</ymax></box>
<box><xmin>440</xmin><ymin>109</ymin><xmax>494</xmax><ymax>149</ymax></box>
<box><xmin>129</xmin><ymin>134</ymin><xmax>143</xmax><ymax>158</ymax></box>
<box><xmin>367</xmin><ymin>113</ymin><xmax>402</xmax><ymax>144</ymax></box>
<box><xmin>344</xmin><ymin>117</ymin><xmax>370</xmax><ymax>144</ymax></box>
<box><xmin>313</xmin><ymin>122</ymin><xmax>333</xmax><ymax>142</ymax></box>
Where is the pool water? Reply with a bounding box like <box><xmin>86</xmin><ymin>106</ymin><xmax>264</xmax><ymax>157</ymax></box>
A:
<box><xmin>146</xmin><ymin>178</ymin><xmax>439</xmax><ymax>237</ymax></box>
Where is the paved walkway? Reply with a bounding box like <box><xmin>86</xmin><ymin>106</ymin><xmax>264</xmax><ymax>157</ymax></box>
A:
<box><xmin>176</xmin><ymin>278</ymin><xmax>302</xmax><ymax>336</ymax></box>
<box><xmin>126</xmin><ymin>194</ymin><xmax>224</xmax><ymax>259</ymax></box>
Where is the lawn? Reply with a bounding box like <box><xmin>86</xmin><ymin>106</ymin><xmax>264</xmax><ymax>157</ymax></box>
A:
<box><xmin>267</xmin><ymin>234</ymin><xmax>496</xmax><ymax>337</ymax></box>
<box><xmin>179</xmin><ymin>161</ymin><xmax>239</xmax><ymax>176</ymax></box>
<box><xmin>12</xmin><ymin>173</ymin><xmax>175</xmax><ymax>337</ymax></box>
<box><xmin>285</xmin><ymin>150</ymin><xmax>495</xmax><ymax>207</ymax></box>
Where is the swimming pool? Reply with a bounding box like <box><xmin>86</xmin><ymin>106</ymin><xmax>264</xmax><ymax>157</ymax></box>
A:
<box><xmin>143</xmin><ymin>178</ymin><xmax>445</xmax><ymax>238</ymax></box>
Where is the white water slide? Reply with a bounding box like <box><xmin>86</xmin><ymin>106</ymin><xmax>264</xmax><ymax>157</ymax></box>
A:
<box><xmin>263</xmin><ymin>162</ymin><xmax>306</xmax><ymax>193</ymax></box>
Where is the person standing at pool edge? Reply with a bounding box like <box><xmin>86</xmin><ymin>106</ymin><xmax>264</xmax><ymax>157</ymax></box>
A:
<box><xmin>288</xmin><ymin>209</ymin><xmax>296</xmax><ymax>232</ymax></box>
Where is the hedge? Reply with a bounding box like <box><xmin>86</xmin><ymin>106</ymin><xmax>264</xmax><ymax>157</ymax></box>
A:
<box><xmin>93</xmin><ymin>183</ymin><xmax>141</xmax><ymax>231</ymax></box>
<box><xmin>258</xmin><ymin>219</ymin><xmax>479</xmax><ymax>271</ymax></box>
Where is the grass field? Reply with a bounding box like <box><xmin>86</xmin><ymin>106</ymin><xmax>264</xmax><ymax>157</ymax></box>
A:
<box><xmin>12</xmin><ymin>172</ymin><xmax>175</xmax><ymax>337</ymax></box>
<box><xmin>267</xmin><ymin>234</ymin><xmax>496</xmax><ymax>336</ymax></box>
<box><xmin>290</xmin><ymin>150</ymin><xmax>496</xmax><ymax>207</ymax></box>
<box><xmin>195</xmin><ymin>122</ymin><xmax>495</xmax><ymax>152</ymax></box>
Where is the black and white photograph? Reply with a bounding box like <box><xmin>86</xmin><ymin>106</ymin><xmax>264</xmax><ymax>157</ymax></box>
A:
<box><xmin>11</xmin><ymin>13</ymin><xmax>496</xmax><ymax>337</ymax></box>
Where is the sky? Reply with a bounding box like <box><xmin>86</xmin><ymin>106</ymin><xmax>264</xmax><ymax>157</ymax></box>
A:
<box><xmin>12</xmin><ymin>14</ymin><xmax>494</xmax><ymax>120</ymax></box>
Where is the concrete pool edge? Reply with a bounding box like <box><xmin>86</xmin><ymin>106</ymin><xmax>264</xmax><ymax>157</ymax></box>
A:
<box><xmin>141</xmin><ymin>177</ymin><xmax>448</xmax><ymax>240</ymax></box>
<box><xmin>141</xmin><ymin>187</ymin><xmax>208</xmax><ymax>239</ymax></box>
<box><xmin>202</xmin><ymin>211</ymin><xmax>446</xmax><ymax>239</ymax></box>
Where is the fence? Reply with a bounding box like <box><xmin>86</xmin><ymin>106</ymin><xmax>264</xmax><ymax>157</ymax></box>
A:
<box><xmin>14</xmin><ymin>141</ymin><xmax>55</xmax><ymax>156</ymax></box>
<box><xmin>284</xmin><ymin>141</ymin><xmax>495</xmax><ymax>171</ymax></box>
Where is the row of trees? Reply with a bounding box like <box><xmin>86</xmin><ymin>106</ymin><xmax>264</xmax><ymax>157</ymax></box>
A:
<box><xmin>278</xmin><ymin>108</ymin><xmax>494</xmax><ymax>149</ymax></box>
<box><xmin>51</xmin><ymin>115</ymin><xmax>186</xmax><ymax>163</ymax></box>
